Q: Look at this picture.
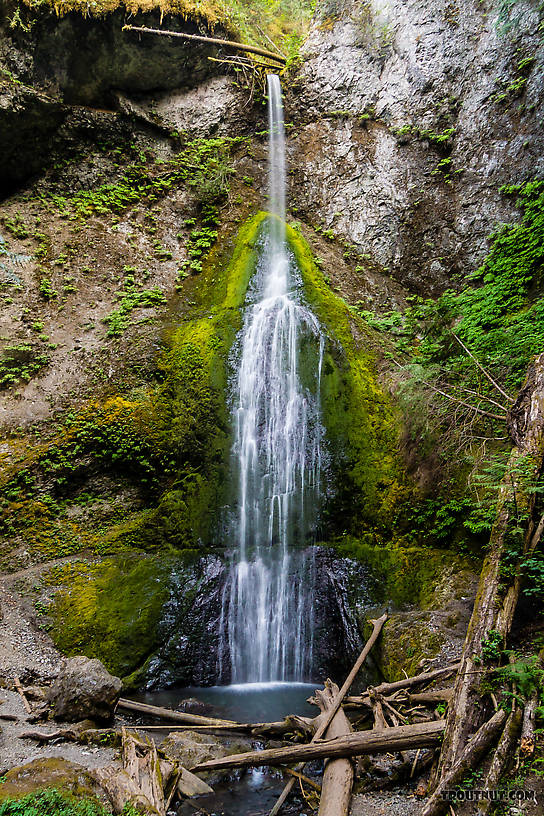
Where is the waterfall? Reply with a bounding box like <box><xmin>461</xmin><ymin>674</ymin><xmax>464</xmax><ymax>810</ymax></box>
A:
<box><xmin>220</xmin><ymin>75</ymin><xmax>326</xmax><ymax>684</ymax></box>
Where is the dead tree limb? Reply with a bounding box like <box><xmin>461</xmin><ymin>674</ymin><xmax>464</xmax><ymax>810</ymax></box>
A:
<box><xmin>117</xmin><ymin>698</ymin><xmax>238</xmax><ymax>727</ymax></box>
<box><xmin>433</xmin><ymin>354</ymin><xmax>544</xmax><ymax>792</ymax></box>
<box><xmin>311</xmin><ymin>682</ymin><xmax>354</xmax><ymax>816</ymax></box>
<box><xmin>408</xmin><ymin>689</ymin><xmax>453</xmax><ymax>705</ymax></box>
<box><xmin>344</xmin><ymin>663</ymin><xmax>460</xmax><ymax>705</ymax></box>
<box><xmin>14</xmin><ymin>677</ymin><xmax>32</xmax><ymax>714</ymax></box>
<box><xmin>451</xmin><ymin>332</ymin><xmax>514</xmax><ymax>404</ymax></box>
<box><xmin>268</xmin><ymin>611</ymin><xmax>388</xmax><ymax>816</ymax></box>
<box><xmin>122</xmin><ymin>24</ymin><xmax>286</xmax><ymax>64</ymax></box>
<box><xmin>422</xmin><ymin>709</ymin><xmax>507</xmax><ymax>816</ymax></box>
<box><xmin>193</xmin><ymin>720</ymin><xmax>445</xmax><ymax>772</ymax></box>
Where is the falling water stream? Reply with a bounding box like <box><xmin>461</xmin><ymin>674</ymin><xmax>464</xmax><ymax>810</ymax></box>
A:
<box><xmin>132</xmin><ymin>76</ymin><xmax>331</xmax><ymax>816</ymax></box>
<box><xmin>220</xmin><ymin>75</ymin><xmax>326</xmax><ymax>684</ymax></box>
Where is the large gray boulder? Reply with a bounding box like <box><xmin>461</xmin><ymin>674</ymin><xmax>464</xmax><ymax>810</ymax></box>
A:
<box><xmin>48</xmin><ymin>657</ymin><xmax>122</xmax><ymax>723</ymax></box>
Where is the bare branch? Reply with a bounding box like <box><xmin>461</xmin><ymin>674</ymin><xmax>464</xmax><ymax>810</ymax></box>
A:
<box><xmin>393</xmin><ymin>361</ymin><xmax>507</xmax><ymax>420</ymax></box>
<box><xmin>451</xmin><ymin>332</ymin><xmax>514</xmax><ymax>403</ymax></box>
<box><xmin>123</xmin><ymin>24</ymin><xmax>286</xmax><ymax>64</ymax></box>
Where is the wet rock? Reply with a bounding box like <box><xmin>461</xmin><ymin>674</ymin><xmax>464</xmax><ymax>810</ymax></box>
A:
<box><xmin>177</xmin><ymin>697</ymin><xmax>221</xmax><ymax>718</ymax></box>
<box><xmin>160</xmin><ymin>730</ymin><xmax>253</xmax><ymax>783</ymax></box>
<box><xmin>47</xmin><ymin>657</ymin><xmax>122</xmax><ymax>723</ymax></box>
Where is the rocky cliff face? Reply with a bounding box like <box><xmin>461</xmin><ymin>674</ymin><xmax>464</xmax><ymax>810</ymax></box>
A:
<box><xmin>289</xmin><ymin>0</ymin><xmax>544</xmax><ymax>293</ymax></box>
<box><xmin>0</xmin><ymin>0</ymin><xmax>540</xmax><ymax>687</ymax></box>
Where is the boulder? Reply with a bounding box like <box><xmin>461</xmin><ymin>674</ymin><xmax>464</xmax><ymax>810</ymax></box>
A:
<box><xmin>0</xmin><ymin>758</ymin><xmax>104</xmax><ymax>802</ymax></box>
<box><xmin>47</xmin><ymin>656</ymin><xmax>122</xmax><ymax>723</ymax></box>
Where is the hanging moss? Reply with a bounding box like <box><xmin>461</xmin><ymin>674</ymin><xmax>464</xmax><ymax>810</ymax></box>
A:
<box><xmin>284</xmin><ymin>220</ymin><xmax>409</xmax><ymax>537</ymax></box>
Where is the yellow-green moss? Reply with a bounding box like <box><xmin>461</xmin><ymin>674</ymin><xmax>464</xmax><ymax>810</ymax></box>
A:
<box><xmin>17</xmin><ymin>0</ymin><xmax>312</xmax><ymax>54</ymax></box>
<box><xmin>284</xmin><ymin>221</ymin><xmax>409</xmax><ymax>535</ymax></box>
<box><xmin>333</xmin><ymin>535</ymin><xmax>475</xmax><ymax>609</ymax></box>
<box><xmin>48</xmin><ymin>554</ymin><xmax>171</xmax><ymax>678</ymax></box>
<box><xmin>378</xmin><ymin>615</ymin><xmax>445</xmax><ymax>680</ymax></box>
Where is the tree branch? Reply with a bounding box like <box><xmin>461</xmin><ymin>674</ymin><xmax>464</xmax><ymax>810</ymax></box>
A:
<box><xmin>123</xmin><ymin>24</ymin><xmax>286</xmax><ymax>65</ymax></box>
<box><xmin>451</xmin><ymin>332</ymin><xmax>514</xmax><ymax>403</ymax></box>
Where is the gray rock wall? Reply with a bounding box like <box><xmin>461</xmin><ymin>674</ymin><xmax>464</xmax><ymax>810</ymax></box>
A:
<box><xmin>288</xmin><ymin>0</ymin><xmax>544</xmax><ymax>293</ymax></box>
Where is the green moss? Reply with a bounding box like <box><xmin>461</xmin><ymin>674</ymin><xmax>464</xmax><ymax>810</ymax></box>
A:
<box><xmin>379</xmin><ymin>616</ymin><xmax>445</xmax><ymax>680</ymax></box>
<box><xmin>48</xmin><ymin>554</ymin><xmax>171</xmax><ymax>679</ymax></box>
<box><xmin>285</xmin><ymin>221</ymin><xmax>408</xmax><ymax>536</ymax></box>
<box><xmin>332</xmin><ymin>535</ymin><xmax>472</xmax><ymax>609</ymax></box>
<box><xmin>145</xmin><ymin>212</ymin><xmax>267</xmax><ymax>547</ymax></box>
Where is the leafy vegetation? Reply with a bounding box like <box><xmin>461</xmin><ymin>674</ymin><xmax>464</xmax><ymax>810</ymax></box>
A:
<box><xmin>0</xmin><ymin>789</ymin><xmax>139</xmax><ymax>816</ymax></box>
<box><xmin>0</xmin><ymin>344</ymin><xmax>50</xmax><ymax>389</ymax></box>
<box><xmin>104</xmin><ymin>271</ymin><xmax>166</xmax><ymax>337</ymax></box>
<box><xmin>35</xmin><ymin>138</ymin><xmax>240</xmax><ymax>220</ymax></box>
<box><xmin>360</xmin><ymin>180</ymin><xmax>544</xmax><ymax>398</ymax></box>
<box><xmin>16</xmin><ymin>0</ymin><xmax>314</xmax><ymax>56</ymax></box>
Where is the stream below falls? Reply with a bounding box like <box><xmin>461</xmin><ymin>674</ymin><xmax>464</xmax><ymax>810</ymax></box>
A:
<box><xmin>130</xmin><ymin>683</ymin><xmax>320</xmax><ymax>816</ymax></box>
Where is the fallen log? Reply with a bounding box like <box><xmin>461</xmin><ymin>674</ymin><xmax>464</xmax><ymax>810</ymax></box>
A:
<box><xmin>123</xmin><ymin>25</ymin><xmax>286</xmax><ymax>65</ymax></box>
<box><xmin>344</xmin><ymin>663</ymin><xmax>460</xmax><ymax>706</ymax></box>
<box><xmin>193</xmin><ymin>720</ymin><xmax>445</xmax><ymax>772</ymax></box>
<box><xmin>268</xmin><ymin>611</ymin><xmax>388</xmax><ymax>816</ymax></box>
<box><xmin>422</xmin><ymin>709</ymin><xmax>507</xmax><ymax>816</ymax></box>
<box><xmin>312</xmin><ymin>682</ymin><xmax>353</xmax><ymax>816</ymax></box>
<box><xmin>408</xmin><ymin>689</ymin><xmax>453</xmax><ymax>705</ymax></box>
<box><xmin>117</xmin><ymin>698</ymin><xmax>239</xmax><ymax>728</ymax></box>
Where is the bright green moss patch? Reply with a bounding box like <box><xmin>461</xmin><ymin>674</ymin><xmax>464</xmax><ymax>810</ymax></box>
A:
<box><xmin>48</xmin><ymin>554</ymin><xmax>171</xmax><ymax>678</ymax></box>
<box><xmin>285</xmin><ymin>222</ymin><xmax>409</xmax><ymax>536</ymax></box>
<box><xmin>148</xmin><ymin>212</ymin><xmax>267</xmax><ymax>545</ymax></box>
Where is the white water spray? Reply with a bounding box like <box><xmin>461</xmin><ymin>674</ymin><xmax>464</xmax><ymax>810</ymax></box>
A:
<box><xmin>221</xmin><ymin>75</ymin><xmax>325</xmax><ymax>684</ymax></box>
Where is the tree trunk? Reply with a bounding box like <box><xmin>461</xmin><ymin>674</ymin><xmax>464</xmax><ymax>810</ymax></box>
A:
<box><xmin>520</xmin><ymin>692</ymin><xmax>538</xmax><ymax>757</ymax></box>
<box><xmin>312</xmin><ymin>682</ymin><xmax>354</xmax><ymax>816</ymax></box>
<box><xmin>117</xmin><ymin>698</ymin><xmax>238</xmax><ymax>727</ymax></box>
<box><xmin>422</xmin><ymin>710</ymin><xmax>507</xmax><ymax>816</ymax></box>
<box><xmin>433</xmin><ymin>354</ymin><xmax>544</xmax><ymax>792</ymax></box>
<box><xmin>477</xmin><ymin>708</ymin><xmax>522</xmax><ymax>815</ymax></box>
<box><xmin>192</xmin><ymin>720</ymin><xmax>446</xmax><ymax>772</ymax></box>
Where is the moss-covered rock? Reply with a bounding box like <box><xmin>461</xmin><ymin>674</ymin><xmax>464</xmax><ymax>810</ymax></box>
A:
<box><xmin>336</xmin><ymin>536</ymin><xmax>479</xmax><ymax>681</ymax></box>
<box><xmin>47</xmin><ymin>551</ymin><xmax>227</xmax><ymax>685</ymax></box>
<box><xmin>331</xmin><ymin>536</ymin><xmax>476</xmax><ymax>609</ymax></box>
<box><xmin>47</xmin><ymin>555</ymin><xmax>171</xmax><ymax>679</ymax></box>
<box><xmin>284</xmin><ymin>221</ymin><xmax>409</xmax><ymax>536</ymax></box>
<box><xmin>0</xmin><ymin>758</ymin><xmax>103</xmax><ymax>803</ymax></box>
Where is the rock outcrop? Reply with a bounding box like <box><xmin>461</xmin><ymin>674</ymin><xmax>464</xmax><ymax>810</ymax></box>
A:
<box><xmin>47</xmin><ymin>657</ymin><xmax>122</xmax><ymax>723</ymax></box>
<box><xmin>289</xmin><ymin>0</ymin><xmax>544</xmax><ymax>293</ymax></box>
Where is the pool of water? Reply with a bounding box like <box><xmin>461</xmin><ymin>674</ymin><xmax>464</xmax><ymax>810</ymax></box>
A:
<box><xmin>133</xmin><ymin>681</ymin><xmax>320</xmax><ymax>724</ymax></box>
<box><xmin>130</xmin><ymin>682</ymin><xmax>320</xmax><ymax>816</ymax></box>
